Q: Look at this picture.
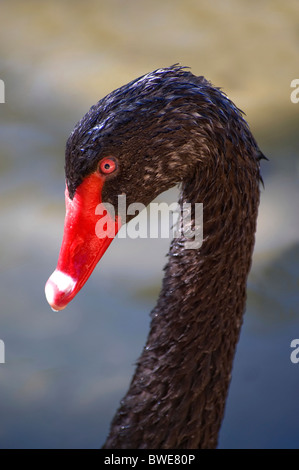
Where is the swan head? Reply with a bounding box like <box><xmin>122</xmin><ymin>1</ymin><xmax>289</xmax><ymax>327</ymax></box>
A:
<box><xmin>45</xmin><ymin>65</ymin><xmax>260</xmax><ymax>311</ymax></box>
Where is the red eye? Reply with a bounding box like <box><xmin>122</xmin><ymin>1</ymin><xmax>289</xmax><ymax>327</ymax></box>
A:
<box><xmin>99</xmin><ymin>157</ymin><xmax>117</xmax><ymax>175</ymax></box>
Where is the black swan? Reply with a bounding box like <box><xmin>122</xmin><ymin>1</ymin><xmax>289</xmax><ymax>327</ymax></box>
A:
<box><xmin>45</xmin><ymin>65</ymin><xmax>265</xmax><ymax>449</ymax></box>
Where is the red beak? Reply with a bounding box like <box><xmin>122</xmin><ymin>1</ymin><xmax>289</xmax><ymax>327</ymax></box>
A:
<box><xmin>45</xmin><ymin>173</ymin><xmax>121</xmax><ymax>311</ymax></box>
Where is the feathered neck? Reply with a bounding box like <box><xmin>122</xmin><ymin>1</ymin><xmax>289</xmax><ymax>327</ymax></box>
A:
<box><xmin>103</xmin><ymin>122</ymin><xmax>261</xmax><ymax>449</ymax></box>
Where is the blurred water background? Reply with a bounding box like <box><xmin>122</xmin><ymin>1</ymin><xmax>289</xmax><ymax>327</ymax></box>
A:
<box><xmin>0</xmin><ymin>0</ymin><xmax>298</xmax><ymax>448</ymax></box>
